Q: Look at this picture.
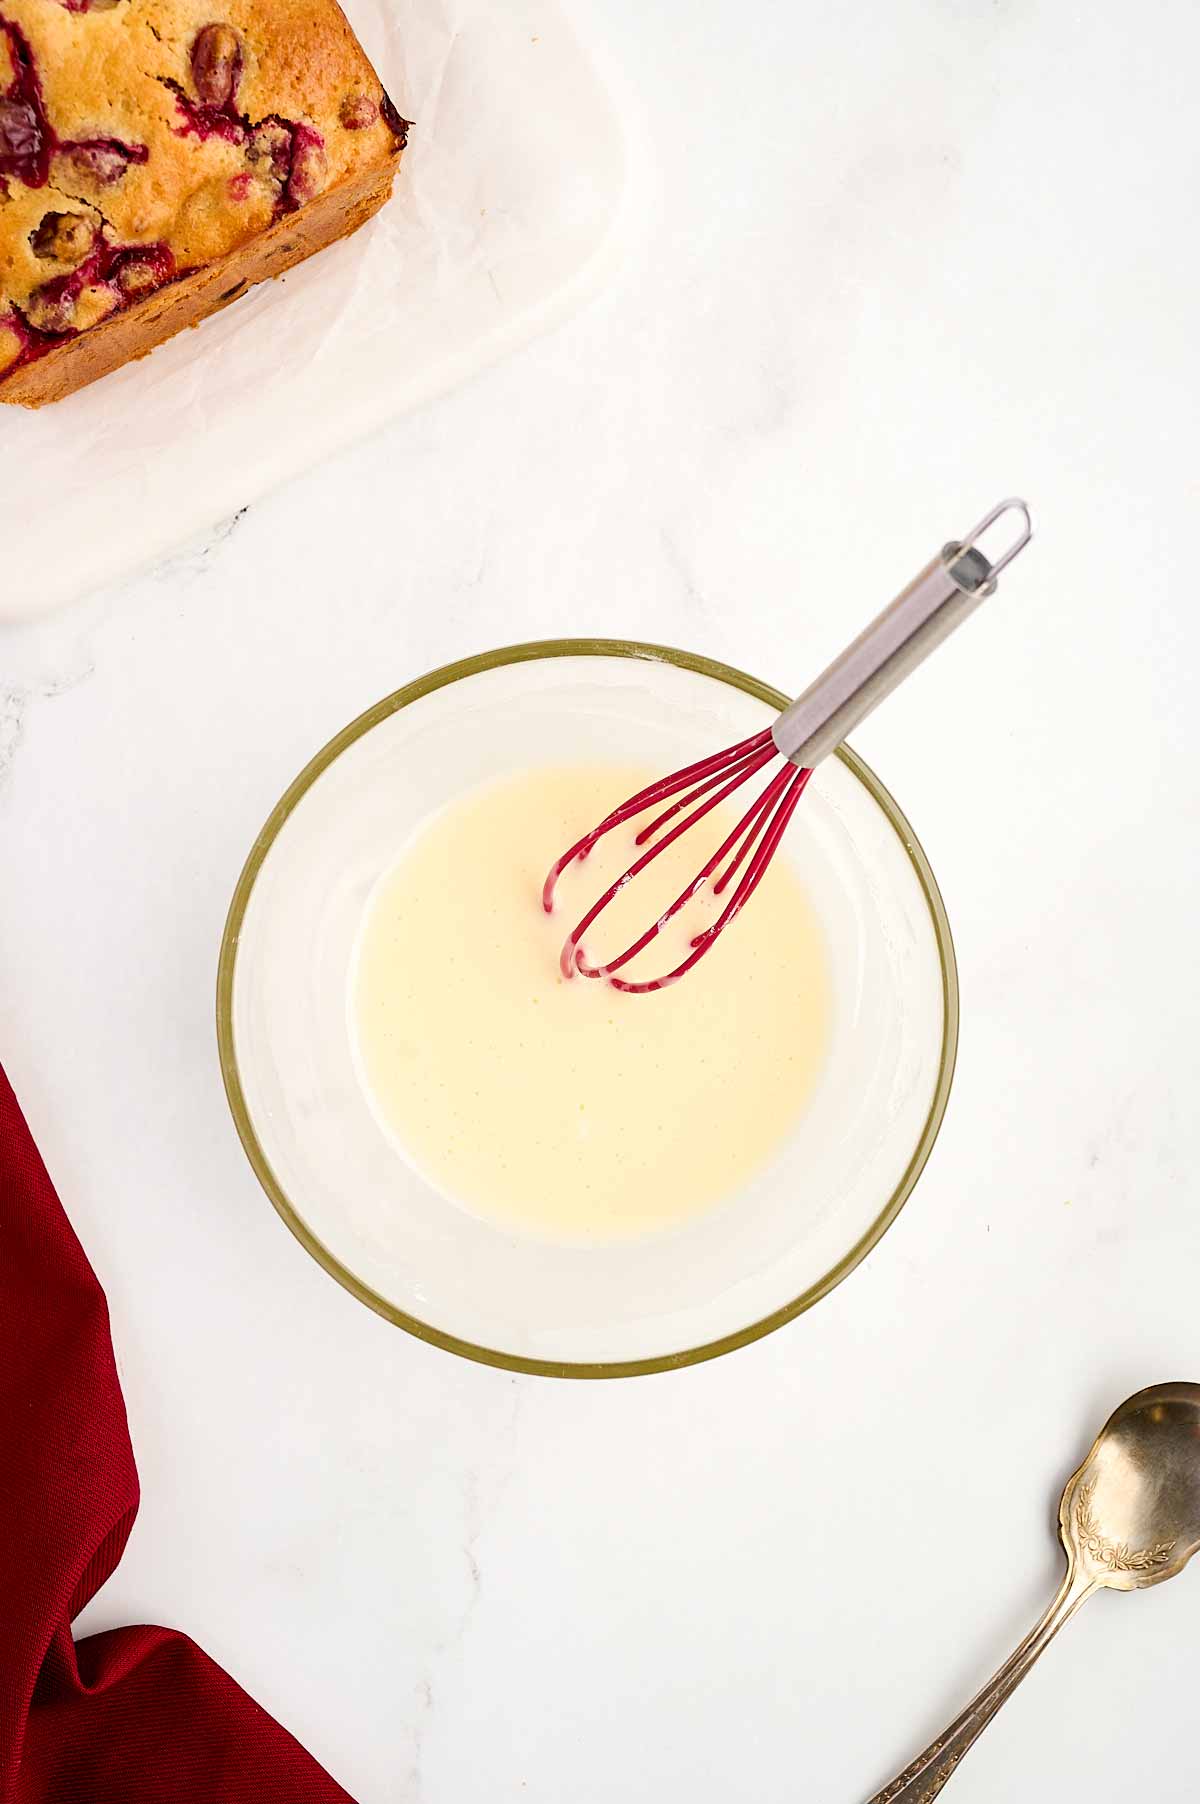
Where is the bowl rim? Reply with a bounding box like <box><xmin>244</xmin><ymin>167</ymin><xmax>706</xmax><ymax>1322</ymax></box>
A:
<box><xmin>216</xmin><ymin>638</ymin><xmax>959</xmax><ymax>1379</ymax></box>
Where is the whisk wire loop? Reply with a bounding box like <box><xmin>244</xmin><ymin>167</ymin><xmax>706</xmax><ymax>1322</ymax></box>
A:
<box><xmin>548</xmin><ymin>745</ymin><xmax>812</xmax><ymax>994</ymax></box>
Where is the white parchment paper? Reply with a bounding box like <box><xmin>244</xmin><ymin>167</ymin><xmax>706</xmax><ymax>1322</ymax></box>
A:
<box><xmin>0</xmin><ymin>0</ymin><xmax>626</xmax><ymax>619</ymax></box>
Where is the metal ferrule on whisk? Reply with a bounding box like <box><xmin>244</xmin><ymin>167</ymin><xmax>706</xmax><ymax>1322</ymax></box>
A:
<box><xmin>771</xmin><ymin>499</ymin><xmax>1032</xmax><ymax>769</ymax></box>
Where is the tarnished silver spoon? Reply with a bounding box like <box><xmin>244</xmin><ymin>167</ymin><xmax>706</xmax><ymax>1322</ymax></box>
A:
<box><xmin>866</xmin><ymin>1382</ymin><xmax>1200</xmax><ymax>1802</ymax></box>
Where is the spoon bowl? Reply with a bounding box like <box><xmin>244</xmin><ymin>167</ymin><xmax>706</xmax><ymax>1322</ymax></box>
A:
<box><xmin>1060</xmin><ymin>1382</ymin><xmax>1200</xmax><ymax>1592</ymax></box>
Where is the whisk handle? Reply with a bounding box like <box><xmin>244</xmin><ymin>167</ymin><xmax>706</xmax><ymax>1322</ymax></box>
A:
<box><xmin>771</xmin><ymin>498</ymin><xmax>1032</xmax><ymax>769</ymax></box>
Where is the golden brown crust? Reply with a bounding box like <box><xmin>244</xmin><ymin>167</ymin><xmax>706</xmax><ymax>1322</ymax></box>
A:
<box><xmin>0</xmin><ymin>150</ymin><xmax>397</xmax><ymax>406</ymax></box>
<box><xmin>0</xmin><ymin>0</ymin><xmax>405</xmax><ymax>404</ymax></box>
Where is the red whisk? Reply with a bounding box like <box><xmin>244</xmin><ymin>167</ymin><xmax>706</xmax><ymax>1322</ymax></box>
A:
<box><xmin>543</xmin><ymin>500</ymin><xmax>1033</xmax><ymax>993</ymax></box>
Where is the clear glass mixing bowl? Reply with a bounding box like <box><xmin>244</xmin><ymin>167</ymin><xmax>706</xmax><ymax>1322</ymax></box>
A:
<box><xmin>217</xmin><ymin>641</ymin><xmax>957</xmax><ymax>1377</ymax></box>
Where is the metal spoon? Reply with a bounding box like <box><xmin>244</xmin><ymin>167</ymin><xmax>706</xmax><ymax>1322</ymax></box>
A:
<box><xmin>866</xmin><ymin>1382</ymin><xmax>1200</xmax><ymax>1802</ymax></box>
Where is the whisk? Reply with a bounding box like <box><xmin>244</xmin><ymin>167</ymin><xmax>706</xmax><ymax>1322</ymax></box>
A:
<box><xmin>543</xmin><ymin>498</ymin><xmax>1033</xmax><ymax>993</ymax></box>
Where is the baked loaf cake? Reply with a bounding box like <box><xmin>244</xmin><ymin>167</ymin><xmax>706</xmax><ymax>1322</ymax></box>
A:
<box><xmin>0</xmin><ymin>0</ymin><xmax>407</xmax><ymax>406</ymax></box>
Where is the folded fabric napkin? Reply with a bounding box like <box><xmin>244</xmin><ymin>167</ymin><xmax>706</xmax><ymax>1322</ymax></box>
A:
<box><xmin>0</xmin><ymin>1062</ymin><xmax>356</xmax><ymax>1802</ymax></box>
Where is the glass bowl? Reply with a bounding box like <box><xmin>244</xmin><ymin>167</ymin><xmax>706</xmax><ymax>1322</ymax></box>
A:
<box><xmin>217</xmin><ymin>641</ymin><xmax>957</xmax><ymax>1377</ymax></box>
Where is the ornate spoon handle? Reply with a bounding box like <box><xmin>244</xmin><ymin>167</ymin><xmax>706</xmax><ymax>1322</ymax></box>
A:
<box><xmin>864</xmin><ymin>1569</ymin><xmax>1093</xmax><ymax>1802</ymax></box>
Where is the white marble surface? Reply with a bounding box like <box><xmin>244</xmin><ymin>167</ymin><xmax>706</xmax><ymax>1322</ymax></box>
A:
<box><xmin>2</xmin><ymin>0</ymin><xmax>1199</xmax><ymax>1798</ymax></box>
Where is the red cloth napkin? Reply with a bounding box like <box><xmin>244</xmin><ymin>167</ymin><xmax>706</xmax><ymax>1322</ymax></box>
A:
<box><xmin>0</xmin><ymin>1063</ymin><xmax>356</xmax><ymax>1802</ymax></box>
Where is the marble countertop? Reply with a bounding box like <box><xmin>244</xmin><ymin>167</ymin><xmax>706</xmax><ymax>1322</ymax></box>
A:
<box><xmin>2</xmin><ymin>1</ymin><xmax>1198</xmax><ymax>1798</ymax></box>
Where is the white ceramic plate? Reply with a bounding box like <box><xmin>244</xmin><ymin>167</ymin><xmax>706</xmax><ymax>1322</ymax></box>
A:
<box><xmin>218</xmin><ymin>642</ymin><xmax>958</xmax><ymax>1377</ymax></box>
<box><xmin>0</xmin><ymin>0</ymin><xmax>627</xmax><ymax>620</ymax></box>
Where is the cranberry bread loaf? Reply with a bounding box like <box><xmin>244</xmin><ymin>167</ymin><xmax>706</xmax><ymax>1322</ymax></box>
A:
<box><xmin>0</xmin><ymin>0</ymin><xmax>406</xmax><ymax>406</ymax></box>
